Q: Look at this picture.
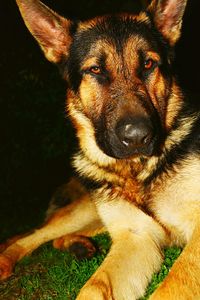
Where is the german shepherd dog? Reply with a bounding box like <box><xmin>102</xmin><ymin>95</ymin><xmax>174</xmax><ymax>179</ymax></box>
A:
<box><xmin>0</xmin><ymin>0</ymin><xmax>200</xmax><ymax>299</ymax></box>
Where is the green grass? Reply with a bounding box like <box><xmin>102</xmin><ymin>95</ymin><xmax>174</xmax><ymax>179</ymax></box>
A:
<box><xmin>0</xmin><ymin>234</ymin><xmax>181</xmax><ymax>300</ymax></box>
<box><xmin>141</xmin><ymin>247</ymin><xmax>182</xmax><ymax>299</ymax></box>
<box><xmin>0</xmin><ymin>234</ymin><xmax>110</xmax><ymax>300</ymax></box>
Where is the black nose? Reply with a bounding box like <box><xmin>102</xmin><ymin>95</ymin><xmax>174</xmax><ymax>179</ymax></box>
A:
<box><xmin>116</xmin><ymin>117</ymin><xmax>153</xmax><ymax>148</ymax></box>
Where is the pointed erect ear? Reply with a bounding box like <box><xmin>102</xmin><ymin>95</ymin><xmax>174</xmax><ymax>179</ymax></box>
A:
<box><xmin>16</xmin><ymin>0</ymin><xmax>73</xmax><ymax>63</ymax></box>
<box><xmin>148</xmin><ymin>0</ymin><xmax>188</xmax><ymax>46</ymax></box>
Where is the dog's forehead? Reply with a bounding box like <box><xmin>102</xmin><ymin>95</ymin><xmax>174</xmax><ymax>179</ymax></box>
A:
<box><xmin>72</xmin><ymin>14</ymin><xmax>158</xmax><ymax>61</ymax></box>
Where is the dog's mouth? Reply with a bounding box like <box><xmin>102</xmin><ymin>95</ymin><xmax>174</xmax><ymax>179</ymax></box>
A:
<box><xmin>107</xmin><ymin>132</ymin><xmax>160</xmax><ymax>159</ymax></box>
<box><xmin>95</xmin><ymin>115</ymin><xmax>163</xmax><ymax>159</ymax></box>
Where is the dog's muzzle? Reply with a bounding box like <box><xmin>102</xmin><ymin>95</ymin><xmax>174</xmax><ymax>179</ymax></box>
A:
<box><xmin>96</xmin><ymin>115</ymin><xmax>161</xmax><ymax>159</ymax></box>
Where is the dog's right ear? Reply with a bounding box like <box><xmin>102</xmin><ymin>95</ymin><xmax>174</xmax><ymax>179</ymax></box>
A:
<box><xmin>147</xmin><ymin>0</ymin><xmax>187</xmax><ymax>46</ymax></box>
<box><xmin>16</xmin><ymin>0</ymin><xmax>73</xmax><ymax>63</ymax></box>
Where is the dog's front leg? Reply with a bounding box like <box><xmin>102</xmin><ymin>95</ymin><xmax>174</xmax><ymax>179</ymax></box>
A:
<box><xmin>150</xmin><ymin>222</ymin><xmax>200</xmax><ymax>300</ymax></box>
<box><xmin>77</xmin><ymin>197</ymin><xmax>167</xmax><ymax>300</ymax></box>
<box><xmin>0</xmin><ymin>194</ymin><xmax>103</xmax><ymax>280</ymax></box>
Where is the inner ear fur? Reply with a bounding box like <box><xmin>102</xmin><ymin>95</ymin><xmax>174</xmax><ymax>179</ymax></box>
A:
<box><xmin>16</xmin><ymin>0</ymin><xmax>73</xmax><ymax>63</ymax></box>
<box><xmin>148</xmin><ymin>0</ymin><xmax>188</xmax><ymax>46</ymax></box>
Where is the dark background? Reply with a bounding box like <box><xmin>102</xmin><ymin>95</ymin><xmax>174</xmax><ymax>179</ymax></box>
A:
<box><xmin>0</xmin><ymin>0</ymin><xmax>200</xmax><ymax>240</ymax></box>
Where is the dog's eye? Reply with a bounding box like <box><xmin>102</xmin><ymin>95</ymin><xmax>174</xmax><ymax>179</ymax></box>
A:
<box><xmin>89</xmin><ymin>66</ymin><xmax>102</xmax><ymax>75</ymax></box>
<box><xmin>144</xmin><ymin>59</ymin><xmax>154</xmax><ymax>70</ymax></box>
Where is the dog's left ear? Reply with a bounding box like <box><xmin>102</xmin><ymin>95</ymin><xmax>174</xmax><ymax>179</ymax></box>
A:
<box><xmin>16</xmin><ymin>0</ymin><xmax>73</xmax><ymax>63</ymax></box>
<box><xmin>148</xmin><ymin>0</ymin><xmax>188</xmax><ymax>46</ymax></box>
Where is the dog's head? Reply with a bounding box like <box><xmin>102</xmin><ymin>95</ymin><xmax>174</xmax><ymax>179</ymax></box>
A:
<box><xmin>16</xmin><ymin>0</ymin><xmax>187</xmax><ymax>161</ymax></box>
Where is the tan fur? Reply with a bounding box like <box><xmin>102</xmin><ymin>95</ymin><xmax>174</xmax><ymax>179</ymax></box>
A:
<box><xmin>150</xmin><ymin>155</ymin><xmax>200</xmax><ymax>246</ymax></box>
<box><xmin>1</xmin><ymin>0</ymin><xmax>199</xmax><ymax>299</ymax></box>
<box><xmin>150</xmin><ymin>223</ymin><xmax>200</xmax><ymax>300</ymax></box>
<box><xmin>77</xmin><ymin>198</ymin><xmax>166</xmax><ymax>300</ymax></box>
<box><xmin>0</xmin><ymin>194</ymin><xmax>103</xmax><ymax>279</ymax></box>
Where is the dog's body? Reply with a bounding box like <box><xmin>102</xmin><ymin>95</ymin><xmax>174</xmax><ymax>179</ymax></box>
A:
<box><xmin>0</xmin><ymin>0</ymin><xmax>200</xmax><ymax>299</ymax></box>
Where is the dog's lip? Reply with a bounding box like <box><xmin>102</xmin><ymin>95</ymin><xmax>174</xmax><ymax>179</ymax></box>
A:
<box><xmin>103</xmin><ymin>142</ymin><xmax>155</xmax><ymax>160</ymax></box>
<box><xmin>116</xmin><ymin>144</ymin><xmax>155</xmax><ymax>159</ymax></box>
<box><xmin>110</xmin><ymin>134</ymin><xmax>160</xmax><ymax>159</ymax></box>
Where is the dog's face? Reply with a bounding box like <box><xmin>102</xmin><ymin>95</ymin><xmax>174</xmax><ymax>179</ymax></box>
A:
<box><xmin>16</xmin><ymin>0</ymin><xmax>187</xmax><ymax>161</ymax></box>
<box><xmin>67</xmin><ymin>16</ymin><xmax>172</xmax><ymax>159</ymax></box>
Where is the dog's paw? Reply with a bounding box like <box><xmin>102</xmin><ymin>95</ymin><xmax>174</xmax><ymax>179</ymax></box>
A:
<box><xmin>77</xmin><ymin>287</ymin><xmax>109</xmax><ymax>300</ymax></box>
<box><xmin>53</xmin><ymin>235</ymin><xmax>96</xmax><ymax>260</ymax></box>
<box><xmin>0</xmin><ymin>254</ymin><xmax>13</xmax><ymax>280</ymax></box>
<box><xmin>77</xmin><ymin>281</ymin><xmax>112</xmax><ymax>300</ymax></box>
<box><xmin>76</xmin><ymin>271</ymin><xmax>114</xmax><ymax>300</ymax></box>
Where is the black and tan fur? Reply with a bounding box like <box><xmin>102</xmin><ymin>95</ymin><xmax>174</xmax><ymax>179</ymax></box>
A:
<box><xmin>0</xmin><ymin>0</ymin><xmax>200</xmax><ymax>299</ymax></box>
